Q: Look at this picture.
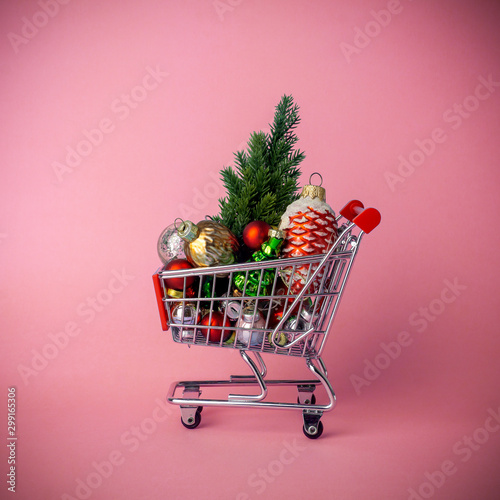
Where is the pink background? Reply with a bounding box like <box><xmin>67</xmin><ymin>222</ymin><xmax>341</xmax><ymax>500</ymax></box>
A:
<box><xmin>1</xmin><ymin>0</ymin><xmax>500</xmax><ymax>499</ymax></box>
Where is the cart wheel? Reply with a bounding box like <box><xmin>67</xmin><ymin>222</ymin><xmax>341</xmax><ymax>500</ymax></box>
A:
<box><xmin>181</xmin><ymin>411</ymin><xmax>201</xmax><ymax>429</ymax></box>
<box><xmin>303</xmin><ymin>420</ymin><xmax>323</xmax><ymax>439</ymax></box>
<box><xmin>196</xmin><ymin>406</ymin><xmax>203</xmax><ymax>414</ymax></box>
<box><xmin>297</xmin><ymin>394</ymin><xmax>316</xmax><ymax>405</ymax></box>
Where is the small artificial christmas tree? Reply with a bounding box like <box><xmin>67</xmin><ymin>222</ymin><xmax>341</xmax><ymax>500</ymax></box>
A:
<box><xmin>213</xmin><ymin>95</ymin><xmax>305</xmax><ymax>240</ymax></box>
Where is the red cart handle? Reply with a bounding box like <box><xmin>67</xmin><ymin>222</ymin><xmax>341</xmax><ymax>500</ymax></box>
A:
<box><xmin>340</xmin><ymin>200</ymin><xmax>381</xmax><ymax>234</ymax></box>
<box><xmin>153</xmin><ymin>272</ymin><xmax>169</xmax><ymax>331</ymax></box>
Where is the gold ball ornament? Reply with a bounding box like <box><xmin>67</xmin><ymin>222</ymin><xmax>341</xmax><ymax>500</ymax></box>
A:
<box><xmin>176</xmin><ymin>219</ymin><xmax>239</xmax><ymax>268</ymax></box>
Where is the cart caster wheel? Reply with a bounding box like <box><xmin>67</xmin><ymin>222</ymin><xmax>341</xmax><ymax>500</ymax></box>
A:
<box><xmin>303</xmin><ymin>420</ymin><xmax>323</xmax><ymax>439</ymax></box>
<box><xmin>297</xmin><ymin>394</ymin><xmax>316</xmax><ymax>405</ymax></box>
<box><xmin>196</xmin><ymin>406</ymin><xmax>203</xmax><ymax>414</ymax></box>
<box><xmin>181</xmin><ymin>411</ymin><xmax>201</xmax><ymax>429</ymax></box>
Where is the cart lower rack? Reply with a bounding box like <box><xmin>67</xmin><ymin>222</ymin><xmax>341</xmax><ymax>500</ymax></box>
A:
<box><xmin>153</xmin><ymin>200</ymin><xmax>380</xmax><ymax>438</ymax></box>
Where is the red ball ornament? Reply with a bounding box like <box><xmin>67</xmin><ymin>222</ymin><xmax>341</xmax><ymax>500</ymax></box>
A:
<box><xmin>267</xmin><ymin>294</ymin><xmax>307</xmax><ymax>328</ymax></box>
<box><xmin>243</xmin><ymin>221</ymin><xmax>271</xmax><ymax>250</ymax></box>
<box><xmin>200</xmin><ymin>312</ymin><xmax>232</xmax><ymax>342</ymax></box>
<box><xmin>274</xmin><ymin>278</ymin><xmax>301</xmax><ymax>304</ymax></box>
<box><xmin>164</xmin><ymin>258</ymin><xmax>195</xmax><ymax>291</ymax></box>
<box><xmin>267</xmin><ymin>301</ymin><xmax>286</xmax><ymax>329</ymax></box>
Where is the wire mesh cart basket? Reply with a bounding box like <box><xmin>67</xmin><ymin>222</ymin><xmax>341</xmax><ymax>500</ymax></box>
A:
<box><xmin>153</xmin><ymin>200</ymin><xmax>380</xmax><ymax>438</ymax></box>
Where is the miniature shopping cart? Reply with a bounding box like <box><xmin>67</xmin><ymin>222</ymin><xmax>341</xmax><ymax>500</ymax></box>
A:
<box><xmin>153</xmin><ymin>200</ymin><xmax>380</xmax><ymax>438</ymax></box>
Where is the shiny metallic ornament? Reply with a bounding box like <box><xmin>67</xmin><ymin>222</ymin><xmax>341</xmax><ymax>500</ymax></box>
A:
<box><xmin>284</xmin><ymin>315</ymin><xmax>307</xmax><ymax>333</ymax></box>
<box><xmin>274</xmin><ymin>315</ymin><xmax>307</xmax><ymax>347</ymax></box>
<box><xmin>233</xmin><ymin>268</ymin><xmax>274</xmax><ymax>297</ymax></box>
<box><xmin>219</xmin><ymin>294</ymin><xmax>243</xmax><ymax>321</ymax></box>
<box><xmin>170</xmin><ymin>301</ymin><xmax>199</xmax><ymax>341</ymax></box>
<box><xmin>296</xmin><ymin>300</ymin><xmax>319</xmax><ymax>328</ymax></box>
<box><xmin>166</xmin><ymin>288</ymin><xmax>183</xmax><ymax>299</ymax></box>
<box><xmin>236</xmin><ymin>307</ymin><xmax>266</xmax><ymax>348</ymax></box>
<box><xmin>252</xmin><ymin>227</ymin><xmax>285</xmax><ymax>261</ymax></box>
<box><xmin>177</xmin><ymin>220</ymin><xmax>239</xmax><ymax>268</ymax></box>
<box><xmin>268</xmin><ymin>304</ymin><xmax>315</xmax><ymax>348</ymax></box>
<box><xmin>157</xmin><ymin>223</ymin><xmax>186</xmax><ymax>264</ymax></box>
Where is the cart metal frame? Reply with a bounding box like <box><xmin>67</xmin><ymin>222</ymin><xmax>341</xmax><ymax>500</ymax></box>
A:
<box><xmin>153</xmin><ymin>200</ymin><xmax>380</xmax><ymax>438</ymax></box>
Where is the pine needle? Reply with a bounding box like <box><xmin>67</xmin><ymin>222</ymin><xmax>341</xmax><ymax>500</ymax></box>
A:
<box><xmin>216</xmin><ymin>95</ymin><xmax>305</xmax><ymax>239</ymax></box>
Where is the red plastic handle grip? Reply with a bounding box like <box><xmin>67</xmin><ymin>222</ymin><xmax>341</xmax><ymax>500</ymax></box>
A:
<box><xmin>340</xmin><ymin>200</ymin><xmax>381</xmax><ymax>234</ymax></box>
<box><xmin>152</xmin><ymin>272</ymin><xmax>169</xmax><ymax>331</ymax></box>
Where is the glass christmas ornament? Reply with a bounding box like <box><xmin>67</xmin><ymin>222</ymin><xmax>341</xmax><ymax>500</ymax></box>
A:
<box><xmin>163</xmin><ymin>258</ymin><xmax>196</xmax><ymax>291</ymax></box>
<box><xmin>170</xmin><ymin>301</ymin><xmax>200</xmax><ymax>341</ymax></box>
<box><xmin>243</xmin><ymin>220</ymin><xmax>271</xmax><ymax>250</ymax></box>
<box><xmin>278</xmin><ymin>174</ymin><xmax>338</xmax><ymax>294</ymax></box>
<box><xmin>157</xmin><ymin>223</ymin><xmax>186</xmax><ymax>264</ymax></box>
<box><xmin>199</xmin><ymin>311</ymin><xmax>232</xmax><ymax>343</ymax></box>
<box><xmin>236</xmin><ymin>307</ymin><xmax>266</xmax><ymax>348</ymax></box>
<box><xmin>219</xmin><ymin>294</ymin><xmax>243</xmax><ymax>321</ymax></box>
<box><xmin>177</xmin><ymin>220</ymin><xmax>239</xmax><ymax>268</ymax></box>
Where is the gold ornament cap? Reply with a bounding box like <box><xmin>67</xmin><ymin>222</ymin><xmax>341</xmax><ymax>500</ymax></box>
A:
<box><xmin>300</xmin><ymin>173</ymin><xmax>326</xmax><ymax>202</ymax></box>
<box><xmin>176</xmin><ymin>219</ymin><xmax>199</xmax><ymax>242</ymax></box>
<box><xmin>166</xmin><ymin>288</ymin><xmax>183</xmax><ymax>299</ymax></box>
<box><xmin>268</xmin><ymin>227</ymin><xmax>285</xmax><ymax>239</ymax></box>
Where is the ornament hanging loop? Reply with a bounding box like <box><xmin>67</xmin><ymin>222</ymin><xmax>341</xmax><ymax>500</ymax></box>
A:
<box><xmin>301</xmin><ymin>173</ymin><xmax>326</xmax><ymax>201</ymax></box>
<box><xmin>309</xmin><ymin>172</ymin><xmax>323</xmax><ymax>187</ymax></box>
<box><xmin>174</xmin><ymin>218</ymin><xmax>184</xmax><ymax>231</ymax></box>
<box><xmin>176</xmin><ymin>219</ymin><xmax>199</xmax><ymax>242</ymax></box>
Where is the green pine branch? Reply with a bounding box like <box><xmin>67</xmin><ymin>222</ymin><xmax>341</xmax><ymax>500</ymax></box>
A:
<box><xmin>214</xmin><ymin>95</ymin><xmax>305</xmax><ymax>239</ymax></box>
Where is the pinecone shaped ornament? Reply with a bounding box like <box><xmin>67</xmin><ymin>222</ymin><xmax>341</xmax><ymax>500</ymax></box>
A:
<box><xmin>278</xmin><ymin>175</ymin><xmax>338</xmax><ymax>293</ymax></box>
